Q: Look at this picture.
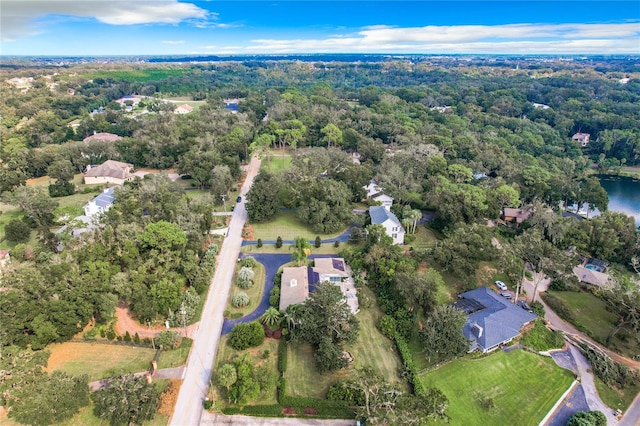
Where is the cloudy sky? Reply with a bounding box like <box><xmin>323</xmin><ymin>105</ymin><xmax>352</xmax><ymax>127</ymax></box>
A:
<box><xmin>1</xmin><ymin>1</ymin><xmax>639</xmax><ymax>56</ymax></box>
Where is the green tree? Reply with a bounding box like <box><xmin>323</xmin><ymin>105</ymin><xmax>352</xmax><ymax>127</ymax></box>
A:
<box><xmin>229</xmin><ymin>321</ymin><xmax>265</xmax><ymax>350</ymax></box>
<box><xmin>228</xmin><ymin>356</ymin><xmax>260</xmax><ymax>405</ymax></box>
<box><xmin>155</xmin><ymin>330</ymin><xmax>182</xmax><ymax>349</ymax></box>
<box><xmin>138</xmin><ymin>221</ymin><xmax>187</xmax><ymax>253</ymax></box>
<box><xmin>261</xmin><ymin>306</ymin><xmax>281</xmax><ymax>328</ymax></box>
<box><xmin>567</xmin><ymin>411</ymin><xmax>607</xmax><ymax>426</ymax></box>
<box><xmin>420</xmin><ymin>305</ymin><xmax>469</xmax><ymax>364</ymax></box>
<box><xmin>395</xmin><ymin>270</ymin><xmax>441</xmax><ymax>314</ymax></box>
<box><xmin>209</xmin><ymin>164</ymin><xmax>234</xmax><ymax>201</ymax></box>
<box><xmin>321</xmin><ymin>123</ymin><xmax>343</xmax><ymax>147</ymax></box>
<box><xmin>4</xmin><ymin>218</ymin><xmax>31</xmax><ymax>243</ymax></box>
<box><xmin>246</xmin><ymin>172</ymin><xmax>279</xmax><ymax>222</ymax></box>
<box><xmin>92</xmin><ymin>374</ymin><xmax>160</xmax><ymax>426</ymax></box>
<box><xmin>218</xmin><ymin>363</ymin><xmax>238</xmax><ymax>401</ymax></box>
<box><xmin>8</xmin><ymin>371</ymin><xmax>89</xmax><ymax>426</ymax></box>
<box><xmin>249</xmin><ymin>133</ymin><xmax>275</xmax><ymax>168</ymax></box>
<box><xmin>4</xmin><ymin>186</ymin><xmax>58</xmax><ymax>229</ymax></box>
<box><xmin>290</xmin><ymin>236</ymin><xmax>311</xmax><ymax>266</ymax></box>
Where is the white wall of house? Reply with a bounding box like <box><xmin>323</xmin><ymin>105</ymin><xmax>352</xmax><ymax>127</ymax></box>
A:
<box><xmin>84</xmin><ymin>176</ymin><xmax>128</xmax><ymax>185</ymax></box>
<box><xmin>381</xmin><ymin>219</ymin><xmax>405</xmax><ymax>245</ymax></box>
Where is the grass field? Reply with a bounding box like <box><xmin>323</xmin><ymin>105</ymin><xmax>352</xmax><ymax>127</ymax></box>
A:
<box><xmin>408</xmin><ymin>225</ymin><xmax>439</xmax><ymax>249</ymax></box>
<box><xmin>547</xmin><ymin>290</ymin><xmax>637</xmax><ymax>356</ymax></box>
<box><xmin>213</xmin><ymin>335</ymin><xmax>279</xmax><ymax>405</ymax></box>
<box><xmin>46</xmin><ymin>342</ymin><xmax>157</xmax><ymax>381</ymax></box>
<box><xmin>594</xmin><ymin>376</ymin><xmax>640</xmax><ymax>412</ymax></box>
<box><xmin>227</xmin><ymin>262</ymin><xmax>266</xmax><ymax>317</ymax></box>
<box><xmin>82</xmin><ymin>68</ymin><xmax>192</xmax><ymax>82</ymax></box>
<box><xmin>157</xmin><ymin>338</ymin><xmax>192</xmax><ymax>370</ymax></box>
<box><xmin>285</xmin><ymin>289</ymin><xmax>404</xmax><ymax>398</ymax></box>
<box><xmin>420</xmin><ymin>349</ymin><xmax>575</xmax><ymax>425</ymax></box>
<box><xmin>260</xmin><ymin>154</ymin><xmax>292</xmax><ymax>173</ymax></box>
<box><xmin>250</xmin><ymin>210</ymin><xmax>348</xmax><ymax>241</ymax></box>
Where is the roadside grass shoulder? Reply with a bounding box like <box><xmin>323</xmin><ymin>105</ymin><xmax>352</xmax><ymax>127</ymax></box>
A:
<box><xmin>420</xmin><ymin>349</ymin><xmax>575</xmax><ymax>425</ymax></box>
<box><xmin>520</xmin><ymin>319</ymin><xmax>565</xmax><ymax>351</ymax></box>
<box><xmin>594</xmin><ymin>376</ymin><xmax>640</xmax><ymax>412</ymax></box>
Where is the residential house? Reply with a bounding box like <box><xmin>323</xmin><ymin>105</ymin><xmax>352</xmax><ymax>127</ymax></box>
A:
<box><xmin>454</xmin><ymin>287</ymin><xmax>537</xmax><ymax>353</ymax></box>
<box><xmin>372</xmin><ymin>193</ymin><xmax>394</xmax><ymax>211</ymax></box>
<box><xmin>310</xmin><ymin>258</ymin><xmax>359</xmax><ymax>314</ymax></box>
<box><xmin>363</xmin><ymin>179</ymin><xmax>382</xmax><ymax>198</ymax></box>
<box><xmin>572</xmin><ymin>133</ymin><xmax>590</xmax><ymax>147</ymax></box>
<box><xmin>84</xmin><ymin>187</ymin><xmax>116</xmax><ymax>217</ymax></box>
<box><xmin>84</xmin><ymin>160</ymin><xmax>134</xmax><ymax>185</ymax></box>
<box><xmin>573</xmin><ymin>266</ymin><xmax>610</xmax><ymax>287</ymax></box>
<box><xmin>502</xmin><ymin>207</ymin><xmax>531</xmax><ymax>225</ymax></box>
<box><xmin>174</xmin><ymin>104</ymin><xmax>193</xmax><ymax>114</ymax></box>
<box><xmin>279</xmin><ymin>266</ymin><xmax>310</xmax><ymax>311</ymax></box>
<box><xmin>223</xmin><ymin>98</ymin><xmax>239</xmax><ymax>113</ymax></box>
<box><xmin>369</xmin><ymin>206</ymin><xmax>405</xmax><ymax>245</ymax></box>
<box><xmin>532</xmin><ymin>102</ymin><xmax>551</xmax><ymax>110</ymax></box>
<box><xmin>279</xmin><ymin>257</ymin><xmax>359</xmax><ymax>314</ymax></box>
<box><xmin>83</xmin><ymin>132</ymin><xmax>123</xmax><ymax>144</ymax></box>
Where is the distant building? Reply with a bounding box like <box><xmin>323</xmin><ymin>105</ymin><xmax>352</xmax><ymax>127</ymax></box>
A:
<box><xmin>83</xmin><ymin>132</ymin><xmax>122</xmax><ymax>143</ymax></box>
<box><xmin>84</xmin><ymin>160</ymin><xmax>134</xmax><ymax>185</ymax></box>
<box><xmin>532</xmin><ymin>102</ymin><xmax>551</xmax><ymax>110</ymax></box>
<box><xmin>369</xmin><ymin>206</ymin><xmax>405</xmax><ymax>245</ymax></box>
<box><xmin>84</xmin><ymin>187</ymin><xmax>116</xmax><ymax>217</ymax></box>
<box><xmin>502</xmin><ymin>207</ymin><xmax>531</xmax><ymax>225</ymax></box>
<box><xmin>372</xmin><ymin>193</ymin><xmax>394</xmax><ymax>211</ymax></box>
<box><xmin>454</xmin><ymin>287</ymin><xmax>537</xmax><ymax>353</ymax></box>
<box><xmin>223</xmin><ymin>98</ymin><xmax>239</xmax><ymax>113</ymax></box>
<box><xmin>174</xmin><ymin>104</ymin><xmax>193</xmax><ymax>114</ymax></box>
<box><xmin>363</xmin><ymin>179</ymin><xmax>382</xmax><ymax>198</ymax></box>
<box><xmin>572</xmin><ymin>133</ymin><xmax>590</xmax><ymax>147</ymax></box>
<box><xmin>430</xmin><ymin>105</ymin><xmax>452</xmax><ymax>113</ymax></box>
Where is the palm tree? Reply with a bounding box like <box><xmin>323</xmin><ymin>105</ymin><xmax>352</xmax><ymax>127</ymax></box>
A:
<box><xmin>290</xmin><ymin>236</ymin><xmax>311</xmax><ymax>266</ymax></box>
<box><xmin>261</xmin><ymin>307</ymin><xmax>281</xmax><ymax>328</ymax></box>
<box><xmin>238</xmin><ymin>266</ymin><xmax>255</xmax><ymax>282</ymax></box>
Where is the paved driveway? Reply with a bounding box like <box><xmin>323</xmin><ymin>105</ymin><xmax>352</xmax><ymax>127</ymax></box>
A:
<box><xmin>221</xmin><ymin>254</ymin><xmax>337</xmax><ymax>334</ymax></box>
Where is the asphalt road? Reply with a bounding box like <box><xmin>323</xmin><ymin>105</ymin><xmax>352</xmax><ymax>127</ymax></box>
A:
<box><xmin>170</xmin><ymin>156</ymin><xmax>261</xmax><ymax>426</ymax></box>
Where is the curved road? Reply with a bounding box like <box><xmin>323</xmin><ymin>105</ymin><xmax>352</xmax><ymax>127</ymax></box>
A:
<box><xmin>170</xmin><ymin>156</ymin><xmax>261</xmax><ymax>426</ymax></box>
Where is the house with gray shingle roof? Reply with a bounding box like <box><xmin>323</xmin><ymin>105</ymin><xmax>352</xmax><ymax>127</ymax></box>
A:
<box><xmin>454</xmin><ymin>287</ymin><xmax>537</xmax><ymax>353</ymax></box>
<box><xmin>279</xmin><ymin>266</ymin><xmax>310</xmax><ymax>312</ymax></box>
<box><xmin>369</xmin><ymin>206</ymin><xmax>405</xmax><ymax>245</ymax></box>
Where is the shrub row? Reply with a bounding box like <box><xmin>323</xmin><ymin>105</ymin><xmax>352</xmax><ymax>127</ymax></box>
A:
<box><xmin>394</xmin><ymin>335</ymin><xmax>426</xmax><ymax>396</ymax></box>
<box><xmin>278</xmin><ymin>340</ymin><xmax>288</xmax><ymax>373</ymax></box>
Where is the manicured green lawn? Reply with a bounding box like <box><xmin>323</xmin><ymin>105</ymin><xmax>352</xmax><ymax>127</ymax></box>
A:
<box><xmin>547</xmin><ymin>290</ymin><xmax>636</xmax><ymax>356</ymax></box>
<box><xmin>420</xmin><ymin>349</ymin><xmax>575</xmax><ymax>425</ymax></box>
<box><xmin>520</xmin><ymin>319</ymin><xmax>565</xmax><ymax>351</ymax></box>
<box><xmin>46</xmin><ymin>342</ymin><xmax>157</xmax><ymax>381</ymax></box>
<box><xmin>594</xmin><ymin>376</ymin><xmax>640</xmax><ymax>412</ymax></box>
<box><xmin>285</xmin><ymin>289</ymin><xmax>404</xmax><ymax>398</ymax></box>
<box><xmin>241</xmin><ymin>241</ymin><xmax>343</xmax><ymax>255</ymax></box>
<box><xmin>156</xmin><ymin>338</ymin><xmax>192</xmax><ymax>369</ymax></box>
<box><xmin>226</xmin><ymin>262</ymin><xmax>266</xmax><ymax>317</ymax></box>
<box><xmin>250</xmin><ymin>210</ymin><xmax>348</xmax><ymax>241</ymax></box>
<box><xmin>260</xmin><ymin>154</ymin><xmax>292</xmax><ymax>173</ymax></box>
<box><xmin>408</xmin><ymin>225</ymin><xmax>439</xmax><ymax>249</ymax></box>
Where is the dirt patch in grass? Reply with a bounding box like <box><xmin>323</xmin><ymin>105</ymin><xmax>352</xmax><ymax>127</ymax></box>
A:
<box><xmin>282</xmin><ymin>407</ymin><xmax>296</xmax><ymax>415</ymax></box>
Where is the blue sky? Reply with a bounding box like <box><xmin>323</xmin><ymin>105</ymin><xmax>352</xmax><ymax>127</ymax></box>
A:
<box><xmin>1</xmin><ymin>1</ymin><xmax>639</xmax><ymax>56</ymax></box>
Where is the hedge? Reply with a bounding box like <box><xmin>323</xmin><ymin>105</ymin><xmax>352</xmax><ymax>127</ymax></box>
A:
<box><xmin>394</xmin><ymin>335</ymin><xmax>426</xmax><ymax>396</ymax></box>
<box><xmin>278</xmin><ymin>340</ymin><xmax>288</xmax><ymax>373</ymax></box>
<box><xmin>276</xmin><ymin>378</ymin><xmax>354</xmax><ymax>419</ymax></box>
<box><xmin>222</xmin><ymin>405</ymin><xmax>283</xmax><ymax>417</ymax></box>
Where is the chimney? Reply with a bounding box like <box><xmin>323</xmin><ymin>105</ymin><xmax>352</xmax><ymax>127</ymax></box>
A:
<box><xmin>290</xmin><ymin>279</ymin><xmax>297</xmax><ymax>287</ymax></box>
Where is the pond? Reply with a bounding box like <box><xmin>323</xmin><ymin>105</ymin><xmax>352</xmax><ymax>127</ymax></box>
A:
<box><xmin>599</xmin><ymin>175</ymin><xmax>640</xmax><ymax>227</ymax></box>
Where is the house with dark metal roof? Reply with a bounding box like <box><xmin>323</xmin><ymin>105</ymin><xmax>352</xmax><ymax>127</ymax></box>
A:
<box><xmin>369</xmin><ymin>206</ymin><xmax>405</xmax><ymax>245</ymax></box>
<box><xmin>84</xmin><ymin>187</ymin><xmax>116</xmax><ymax>217</ymax></box>
<box><xmin>454</xmin><ymin>287</ymin><xmax>537</xmax><ymax>353</ymax></box>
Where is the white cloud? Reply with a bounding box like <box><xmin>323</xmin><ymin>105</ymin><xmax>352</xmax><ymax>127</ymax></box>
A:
<box><xmin>243</xmin><ymin>22</ymin><xmax>640</xmax><ymax>54</ymax></box>
<box><xmin>1</xmin><ymin>0</ymin><xmax>210</xmax><ymax>41</ymax></box>
<box><xmin>162</xmin><ymin>40</ymin><xmax>185</xmax><ymax>45</ymax></box>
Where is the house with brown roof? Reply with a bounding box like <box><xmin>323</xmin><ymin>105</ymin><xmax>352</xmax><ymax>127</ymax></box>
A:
<box><xmin>279</xmin><ymin>266</ymin><xmax>310</xmax><ymax>311</ymax></box>
<box><xmin>572</xmin><ymin>132</ymin><xmax>590</xmax><ymax>147</ymax></box>
<box><xmin>573</xmin><ymin>266</ymin><xmax>610</xmax><ymax>287</ymax></box>
<box><xmin>174</xmin><ymin>104</ymin><xmax>193</xmax><ymax>114</ymax></box>
<box><xmin>84</xmin><ymin>160</ymin><xmax>133</xmax><ymax>185</ymax></box>
<box><xmin>502</xmin><ymin>207</ymin><xmax>531</xmax><ymax>225</ymax></box>
<box><xmin>83</xmin><ymin>132</ymin><xmax>123</xmax><ymax>143</ymax></box>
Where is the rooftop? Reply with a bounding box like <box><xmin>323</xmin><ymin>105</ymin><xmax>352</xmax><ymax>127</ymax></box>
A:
<box><xmin>83</xmin><ymin>132</ymin><xmax>123</xmax><ymax>143</ymax></box>
<box><xmin>369</xmin><ymin>205</ymin><xmax>402</xmax><ymax>226</ymax></box>
<box><xmin>85</xmin><ymin>160</ymin><xmax>133</xmax><ymax>180</ymax></box>
<box><xmin>280</xmin><ymin>266</ymin><xmax>310</xmax><ymax>311</ymax></box>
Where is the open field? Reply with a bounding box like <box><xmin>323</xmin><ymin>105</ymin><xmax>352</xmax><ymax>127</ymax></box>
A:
<box><xmin>548</xmin><ymin>290</ymin><xmax>637</xmax><ymax>356</ymax></box>
<box><xmin>227</xmin><ymin>262</ymin><xmax>266</xmax><ymax>317</ymax></box>
<box><xmin>46</xmin><ymin>342</ymin><xmax>157</xmax><ymax>381</ymax></box>
<box><xmin>420</xmin><ymin>349</ymin><xmax>575</xmax><ymax>425</ymax></box>
<box><xmin>250</xmin><ymin>210</ymin><xmax>348</xmax><ymax>241</ymax></box>
<box><xmin>408</xmin><ymin>225</ymin><xmax>439</xmax><ymax>249</ymax></box>
<box><xmin>285</xmin><ymin>289</ymin><xmax>404</xmax><ymax>398</ymax></box>
<box><xmin>82</xmin><ymin>69</ymin><xmax>192</xmax><ymax>82</ymax></box>
<box><xmin>594</xmin><ymin>376</ymin><xmax>640</xmax><ymax>412</ymax></box>
<box><xmin>157</xmin><ymin>338</ymin><xmax>192</xmax><ymax>370</ymax></box>
<box><xmin>213</xmin><ymin>335</ymin><xmax>279</xmax><ymax>406</ymax></box>
<box><xmin>260</xmin><ymin>154</ymin><xmax>292</xmax><ymax>173</ymax></box>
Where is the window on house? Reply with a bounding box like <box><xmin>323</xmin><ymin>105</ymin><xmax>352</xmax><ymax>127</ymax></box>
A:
<box><xmin>392</xmin><ymin>233</ymin><xmax>397</xmax><ymax>239</ymax></box>
<box><xmin>329</xmin><ymin>276</ymin><xmax>340</xmax><ymax>283</ymax></box>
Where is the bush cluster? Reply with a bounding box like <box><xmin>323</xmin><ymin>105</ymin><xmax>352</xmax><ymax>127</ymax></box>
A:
<box><xmin>229</xmin><ymin>321</ymin><xmax>265</xmax><ymax>350</ymax></box>
<box><xmin>327</xmin><ymin>380</ymin><xmax>365</xmax><ymax>405</ymax></box>
<box><xmin>395</xmin><ymin>335</ymin><xmax>426</xmax><ymax>396</ymax></box>
<box><xmin>278</xmin><ymin>340</ymin><xmax>288</xmax><ymax>373</ymax></box>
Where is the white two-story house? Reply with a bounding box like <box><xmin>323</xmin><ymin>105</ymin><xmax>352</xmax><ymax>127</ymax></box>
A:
<box><xmin>369</xmin><ymin>206</ymin><xmax>405</xmax><ymax>245</ymax></box>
